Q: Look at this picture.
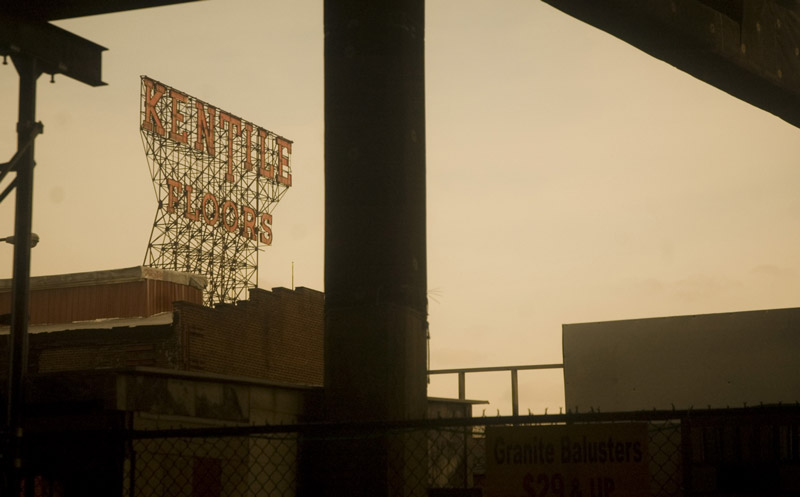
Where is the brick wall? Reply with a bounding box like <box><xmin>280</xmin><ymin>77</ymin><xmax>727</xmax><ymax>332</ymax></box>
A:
<box><xmin>0</xmin><ymin>285</ymin><xmax>324</xmax><ymax>387</ymax></box>
<box><xmin>0</xmin><ymin>325</ymin><xmax>179</xmax><ymax>377</ymax></box>
<box><xmin>174</xmin><ymin>287</ymin><xmax>324</xmax><ymax>386</ymax></box>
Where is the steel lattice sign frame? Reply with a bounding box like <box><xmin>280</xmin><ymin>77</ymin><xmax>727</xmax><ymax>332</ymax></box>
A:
<box><xmin>140</xmin><ymin>76</ymin><xmax>292</xmax><ymax>305</ymax></box>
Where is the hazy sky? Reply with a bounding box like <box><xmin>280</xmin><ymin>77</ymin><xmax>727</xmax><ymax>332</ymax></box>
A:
<box><xmin>2</xmin><ymin>0</ymin><xmax>799</xmax><ymax>414</ymax></box>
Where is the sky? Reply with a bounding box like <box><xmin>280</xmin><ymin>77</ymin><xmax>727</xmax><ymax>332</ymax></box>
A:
<box><xmin>1</xmin><ymin>0</ymin><xmax>799</xmax><ymax>415</ymax></box>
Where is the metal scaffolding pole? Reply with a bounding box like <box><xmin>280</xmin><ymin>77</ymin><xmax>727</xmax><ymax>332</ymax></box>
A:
<box><xmin>5</xmin><ymin>53</ymin><xmax>40</xmax><ymax>497</ymax></box>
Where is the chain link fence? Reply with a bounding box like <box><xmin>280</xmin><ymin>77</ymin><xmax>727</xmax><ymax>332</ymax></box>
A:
<box><xmin>127</xmin><ymin>433</ymin><xmax>297</xmax><ymax>497</ymax></box>
<box><xmin>118</xmin><ymin>415</ymin><xmax>683</xmax><ymax>497</ymax></box>
<box><xmin>10</xmin><ymin>406</ymin><xmax>800</xmax><ymax>496</ymax></box>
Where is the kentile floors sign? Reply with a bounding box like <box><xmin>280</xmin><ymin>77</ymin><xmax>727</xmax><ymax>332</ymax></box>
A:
<box><xmin>140</xmin><ymin>76</ymin><xmax>293</xmax><ymax>305</ymax></box>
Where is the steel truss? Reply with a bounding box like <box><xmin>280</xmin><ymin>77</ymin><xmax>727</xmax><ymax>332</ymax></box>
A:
<box><xmin>140</xmin><ymin>77</ymin><xmax>291</xmax><ymax>306</ymax></box>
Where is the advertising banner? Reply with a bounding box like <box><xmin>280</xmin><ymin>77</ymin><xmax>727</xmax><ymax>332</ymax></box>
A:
<box><xmin>486</xmin><ymin>423</ymin><xmax>649</xmax><ymax>497</ymax></box>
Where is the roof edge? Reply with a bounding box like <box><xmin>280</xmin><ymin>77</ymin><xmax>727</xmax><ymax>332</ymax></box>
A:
<box><xmin>0</xmin><ymin>266</ymin><xmax>207</xmax><ymax>292</ymax></box>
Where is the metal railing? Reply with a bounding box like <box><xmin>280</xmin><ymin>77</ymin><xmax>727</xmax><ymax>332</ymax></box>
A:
<box><xmin>428</xmin><ymin>364</ymin><xmax>564</xmax><ymax>416</ymax></box>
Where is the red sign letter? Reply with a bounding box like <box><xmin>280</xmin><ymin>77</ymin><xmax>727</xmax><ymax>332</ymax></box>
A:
<box><xmin>276</xmin><ymin>137</ymin><xmax>292</xmax><ymax>187</ymax></box>
<box><xmin>258</xmin><ymin>128</ymin><xmax>275</xmax><ymax>179</ymax></box>
<box><xmin>243</xmin><ymin>123</ymin><xmax>254</xmax><ymax>172</ymax></box>
<box><xmin>221</xmin><ymin>201</ymin><xmax>239</xmax><ymax>233</ymax></box>
<box><xmin>219</xmin><ymin>112</ymin><xmax>242</xmax><ymax>183</ymax></box>
<box><xmin>166</xmin><ymin>178</ymin><xmax>182</xmax><ymax>213</ymax></box>
<box><xmin>241</xmin><ymin>206</ymin><xmax>257</xmax><ymax>241</ymax></box>
<box><xmin>259</xmin><ymin>212</ymin><xmax>273</xmax><ymax>245</ymax></box>
<box><xmin>142</xmin><ymin>78</ymin><xmax>166</xmax><ymax>136</ymax></box>
<box><xmin>169</xmin><ymin>89</ymin><xmax>188</xmax><ymax>144</ymax></box>
<box><xmin>201</xmin><ymin>193</ymin><xmax>219</xmax><ymax>225</ymax></box>
<box><xmin>258</xmin><ymin>128</ymin><xmax>274</xmax><ymax>180</ymax></box>
<box><xmin>194</xmin><ymin>101</ymin><xmax>216</xmax><ymax>156</ymax></box>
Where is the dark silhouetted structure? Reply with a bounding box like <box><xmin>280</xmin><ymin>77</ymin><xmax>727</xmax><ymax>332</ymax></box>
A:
<box><xmin>321</xmin><ymin>0</ymin><xmax>429</xmax><ymax>495</ymax></box>
<box><xmin>542</xmin><ymin>0</ymin><xmax>800</xmax><ymax>129</ymax></box>
<box><xmin>1</xmin><ymin>3</ymin><xmax>199</xmax><ymax>494</ymax></box>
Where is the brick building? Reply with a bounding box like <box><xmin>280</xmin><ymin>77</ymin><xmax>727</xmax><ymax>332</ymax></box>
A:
<box><xmin>0</xmin><ymin>266</ymin><xmax>476</xmax><ymax>428</ymax></box>
<box><xmin>0</xmin><ymin>267</ymin><xmax>328</xmax><ymax>495</ymax></box>
<box><xmin>1</xmin><ymin>266</ymin><xmax>324</xmax><ymax>388</ymax></box>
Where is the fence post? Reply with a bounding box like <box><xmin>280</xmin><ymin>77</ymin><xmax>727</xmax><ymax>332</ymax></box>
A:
<box><xmin>511</xmin><ymin>369</ymin><xmax>519</xmax><ymax>417</ymax></box>
<box><xmin>128</xmin><ymin>436</ymin><xmax>136</xmax><ymax>497</ymax></box>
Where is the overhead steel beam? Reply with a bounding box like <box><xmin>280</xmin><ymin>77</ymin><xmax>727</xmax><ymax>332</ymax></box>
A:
<box><xmin>0</xmin><ymin>15</ymin><xmax>106</xmax><ymax>86</ymax></box>
<box><xmin>0</xmin><ymin>0</ymin><xmax>201</xmax><ymax>20</ymax></box>
<box><xmin>542</xmin><ymin>0</ymin><xmax>800</xmax><ymax>129</ymax></box>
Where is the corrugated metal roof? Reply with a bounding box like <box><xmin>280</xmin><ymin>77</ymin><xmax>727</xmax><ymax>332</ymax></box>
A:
<box><xmin>0</xmin><ymin>266</ymin><xmax>207</xmax><ymax>292</ymax></box>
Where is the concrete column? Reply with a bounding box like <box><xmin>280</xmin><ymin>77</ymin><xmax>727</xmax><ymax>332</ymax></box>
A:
<box><xmin>318</xmin><ymin>0</ymin><xmax>428</xmax><ymax>495</ymax></box>
<box><xmin>324</xmin><ymin>0</ymin><xmax>427</xmax><ymax>423</ymax></box>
